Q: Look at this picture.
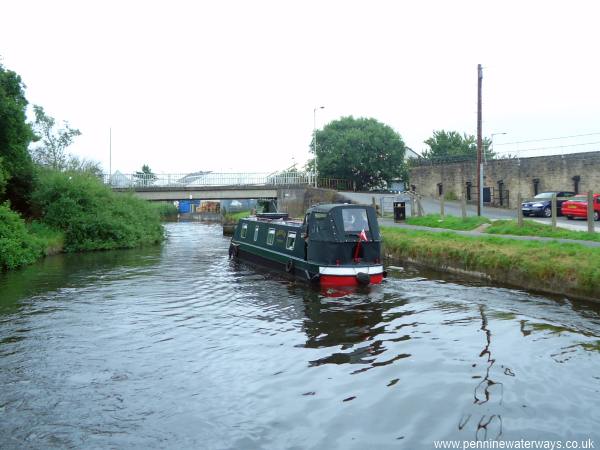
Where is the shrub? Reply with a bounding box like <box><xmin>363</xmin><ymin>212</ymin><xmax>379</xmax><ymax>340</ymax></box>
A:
<box><xmin>0</xmin><ymin>203</ymin><xmax>44</xmax><ymax>270</ymax></box>
<box><xmin>150</xmin><ymin>201</ymin><xmax>179</xmax><ymax>218</ymax></box>
<box><xmin>32</xmin><ymin>170</ymin><xmax>164</xmax><ymax>252</ymax></box>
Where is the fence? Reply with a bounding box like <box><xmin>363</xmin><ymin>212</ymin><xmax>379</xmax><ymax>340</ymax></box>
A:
<box><xmin>102</xmin><ymin>172</ymin><xmax>351</xmax><ymax>190</ymax></box>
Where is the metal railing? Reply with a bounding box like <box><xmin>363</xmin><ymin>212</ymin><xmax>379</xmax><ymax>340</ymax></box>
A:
<box><xmin>102</xmin><ymin>172</ymin><xmax>351</xmax><ymax>190</ymax></box>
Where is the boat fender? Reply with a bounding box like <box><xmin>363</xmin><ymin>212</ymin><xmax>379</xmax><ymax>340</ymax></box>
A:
<box><xmin>285</xmin><ymin>260</ymin><xmax>294</xmax><ymax>273</ymax></box>
<box><xmin>229</xmin><ymin>244</ymin><xmax>239</xmax><ymax>259</ymax></box>
<box><xmin>356</xmin><ymin>272</ymin><xmax>370</xmax><ymax>285</ymax></box>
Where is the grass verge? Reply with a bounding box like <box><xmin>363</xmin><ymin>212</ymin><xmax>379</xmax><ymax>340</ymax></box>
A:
<box><xmin>406</xmin><ymin>214</ymin><xmax>491</xmax><ymax>230</ymax></box>
<box><xmin>381</xmin><ymin>226</ymin><xmax>600</xmax><ymax>300</ymax></box>
<box><xmin>486</xmin><ymin>219</ymin><xmax>600</xmax><ymax>242</ymax></box>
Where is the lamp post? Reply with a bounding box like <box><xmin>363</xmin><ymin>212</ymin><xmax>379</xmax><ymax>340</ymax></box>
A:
<box><xmin>313</xmin><ymin>106</ymin><xmax>324</xmax><ymax>187</ymax></box>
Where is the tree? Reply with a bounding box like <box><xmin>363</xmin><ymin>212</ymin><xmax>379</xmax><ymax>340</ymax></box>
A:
<box><xmin>65</xmin><ymin>155</ymin><xmax>103</xmax><ymax>177</ymax></box>
<box><xmin>30</xmin><ymin>105</ymin><xmax>81</xmax><ymax>170</ymax></box>
<box><xmin>311</xmin><ymin>116</ymin><xmax>406</xmax><ymax>191</ymax></box>
<box><xmin>0</xmin><ymin>63</ymin><xmax>36</xmax><ymax>214</ymax></box>
<box><xmin>422</xmin><ymin>130</ymin><xmax>493</xmax><ymax>162</ymax></box>
<box><xmin>133</xmin><ymin>164</ymin><xmax>157</xmax><ymax>186</ymax></box>
<box><xmin>0</xmin><ymin>157</ymin><xmax>7</xmax><ymax>197</ymax></box>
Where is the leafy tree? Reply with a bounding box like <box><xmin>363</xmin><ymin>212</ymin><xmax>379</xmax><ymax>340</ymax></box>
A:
<box><xmin>30</xmin><ymin>105</ymin><xmax>81</xmax><ymax>170</ymax></box>
<box><xmin>422</xmin><ymin>130</ymin><xmax>493</xmax><ymax>162</ymax></box>
<box><xmin>311</xmin><ymin>116</ymin><xmax>406</xmax><ymax>190</ymax></box>
<box><xmin>0</xmin><ymin>157</ymin><xmax>7</xmax><ymax>197</ymax></box>
<box><xmin>65</xmin><ymin>155</ymin><xmax>103</xmax><ymax>177</ymax></box>
<box><xmin>0</xmin><ymin>63</ymin><xmax>36</xmax><ymax>214</ymax></box>
<box><xmin>133</xmin><ymin>164</ymin><xmax>157</xmax><ymax>186</ymax></box>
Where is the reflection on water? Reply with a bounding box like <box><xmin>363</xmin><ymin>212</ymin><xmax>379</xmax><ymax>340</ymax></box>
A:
<box><xmin>0</xmin><ymin>222</ymin><xmax>600</xmax><ymax>449</ymax></box>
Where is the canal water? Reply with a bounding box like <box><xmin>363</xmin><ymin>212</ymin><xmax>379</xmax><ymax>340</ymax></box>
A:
<box><xmin>1</xmin><ymin>222</ymin><xmax>599</xmax><ymax>449</ymax></box>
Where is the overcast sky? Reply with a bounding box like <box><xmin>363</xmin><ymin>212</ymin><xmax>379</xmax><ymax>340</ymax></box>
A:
<box><xmin>1</xmin><ymin>0</ymin><xmax>599</xmax><ymax>174</ymax></box>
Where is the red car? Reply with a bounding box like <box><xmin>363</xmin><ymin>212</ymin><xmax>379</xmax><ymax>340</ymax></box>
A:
<box><xmin>560</xmin><ymin>193</ymin><xmax>600</xmax><ymax>221</ymax></box>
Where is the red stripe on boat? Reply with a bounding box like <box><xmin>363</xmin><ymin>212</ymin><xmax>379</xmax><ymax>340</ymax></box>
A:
<box><xmin>320</xmin><ymin>274</ymin><xmax>384</xmax><ymax>286</ymax></box>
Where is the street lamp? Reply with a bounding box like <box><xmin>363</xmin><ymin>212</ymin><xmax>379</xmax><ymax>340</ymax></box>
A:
<box><xmin>313</xmin><ymin>106</ymin><xmax>324</xmax><ymax>187</ymax></box>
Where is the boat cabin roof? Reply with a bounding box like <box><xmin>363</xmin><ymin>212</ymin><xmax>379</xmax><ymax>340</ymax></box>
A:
<box><xmin>242</xmin><ymin>215</ymin><xmax>303</xmax><ymax>228</ymax></box>
<box><xmin>307</xmin><ymin>203</ymin><xmax>365</xmax><ymax>214</ymax></box>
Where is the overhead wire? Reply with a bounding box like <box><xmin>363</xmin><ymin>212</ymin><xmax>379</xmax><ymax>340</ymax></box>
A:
<box><xmin>494</xmin><ymin>132</ymin><xmax>600</xmax><ymax>146</ymax></box>
<box><xmin>495</xmin><ymin>140</ymin><xmax>600</xmax><ymax>155</ymax></box>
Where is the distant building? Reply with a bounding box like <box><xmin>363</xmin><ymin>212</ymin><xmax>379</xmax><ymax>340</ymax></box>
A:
<box><xmin>404</xmin><ymin>147</ymin><xmax>421</xmax><ymax>161</ymax></box>
<box><xmin>177</xmin><ymin>171</ymin><xmax>212</xmax><ymax>185</ymax></box>
<box><xmin>388</xmin><ymin>148</ymin><xmax>421</xmax><ymax>192</ymax></box>
<box><xmin>110</xmin><ymin>171</ymin><xmax>132</xmax><ymax>188</ymax></box>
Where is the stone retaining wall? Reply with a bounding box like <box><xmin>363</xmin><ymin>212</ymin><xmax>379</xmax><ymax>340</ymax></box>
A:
<box><xmin>409</xmin><ymin>151</ymin><xmax>600</xmax><ymax>208</ymax></box>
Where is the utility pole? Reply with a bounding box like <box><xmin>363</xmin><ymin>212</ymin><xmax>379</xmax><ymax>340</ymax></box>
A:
<box><xmin>477</xmin><ymin>64</ymin><xmax>483</xmax><ymax>216</ymax></box>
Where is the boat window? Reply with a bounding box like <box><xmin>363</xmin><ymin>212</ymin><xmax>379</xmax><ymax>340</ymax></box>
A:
<box><xmin>286</xmin><ymin>232</ymin><xmax>297</xmax><ymax>250</ymax></box>
<box><xmin>254</xmin><ymin>225</ymin><xmax>259</xmax><ymax>241</ymax></box>
<box><xmin>342</xmin><ymin>208</ymin><xmax>370</xmax><ymax>232</ymax></box>
<box><xmin>241</xmin><ymin>223</ymin><xmax>248</xmax><ymax>238</ymax></box>
<box><xmin>267</xmin><ymin>228</ymin><xmax>275</xmax><ymax>245</ymax></box>
<box><xmin>311</xmin><ymin>212</ymin><xmax>330</xmax><ymax>234</ymax></box>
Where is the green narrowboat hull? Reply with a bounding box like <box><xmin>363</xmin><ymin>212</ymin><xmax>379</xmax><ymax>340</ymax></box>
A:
<box><xmin>229</xmin><ymin>205</ymin><xmax>386</xmax><ymax>287</ymax></box>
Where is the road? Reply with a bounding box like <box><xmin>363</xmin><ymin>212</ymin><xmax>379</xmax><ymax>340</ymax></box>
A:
<box><xmin>338</xmin><ymin>191</ymin><xmax>598</xmax><ymax>233</ymax></box>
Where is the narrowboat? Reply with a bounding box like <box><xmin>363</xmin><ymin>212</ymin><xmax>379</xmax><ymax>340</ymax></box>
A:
<box><xmin>228</xmin><ymin>204</ymin><xmax>386</xmax><ymax>286</ymax></box>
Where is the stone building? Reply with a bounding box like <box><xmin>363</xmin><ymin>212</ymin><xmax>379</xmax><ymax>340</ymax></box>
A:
<box><xmin>409</xmin><ymin>151</ymin><xmax>600</xmax><ymax>208</ymax></box>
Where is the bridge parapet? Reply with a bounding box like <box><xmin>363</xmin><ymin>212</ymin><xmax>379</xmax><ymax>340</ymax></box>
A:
<box><xmin>103</xmin><ymin>172</ymin><xmax>351</xmax><ymax>191</ymax></box>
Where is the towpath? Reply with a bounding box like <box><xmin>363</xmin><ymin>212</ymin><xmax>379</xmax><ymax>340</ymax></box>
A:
<box><xmin>340</xmin><ymin>191</ymin><xmax>597</xmax><ymax>233</ymax></box>
<box><xmin>378</xmin><ymin>218</ymin><xmax>600</xmax><ymax>248</ymax></box>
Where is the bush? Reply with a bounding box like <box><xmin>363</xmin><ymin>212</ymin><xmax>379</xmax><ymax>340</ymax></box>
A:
<box><xmin>28</xmin><ymin>221</ymin><xmax>64</xmax><ymax>255</ymax></box>
<box><xmin>32</xmin><ymin>170</ymin><xmax>164</xmax><ymax>252</ymax></box>
<box><xmin>150</xmin><ymin>201</ymin><xmax>179</xmax><ymax>218</ymax></box>
<box><xmin>0</xmin><ymin>203</ymin><xmax>45</xmax><ymax>270</ymax></box>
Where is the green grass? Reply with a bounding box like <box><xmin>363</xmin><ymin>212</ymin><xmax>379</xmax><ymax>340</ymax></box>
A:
<box><xmin>28</xmin><ymin>221</ymin><xmax>64</xmax><ymax>255</ymax></box>
<box><xmin>485</xmin><ymin>219</ymin><xmax>600</xmax><ymax>242</ymax></box>
<box><xmin>381</xmin><ymin>226</ymin><xmax>600</xmax><ymax>297</ymax></box>
<box><xmin>406</xmin><ymin>214</ymin><xmax>491</xmax><ymax>230</ymax></box>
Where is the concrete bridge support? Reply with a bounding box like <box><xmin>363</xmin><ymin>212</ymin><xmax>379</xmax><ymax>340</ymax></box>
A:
<box><xmin>276</xmin><ymin>187</ymin><xmax>349</xmax><ymax>218</ymax></box>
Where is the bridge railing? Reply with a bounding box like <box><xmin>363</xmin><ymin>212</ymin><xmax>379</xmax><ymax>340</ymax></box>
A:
<box><xmin>102</xmin><ymin>172</ymin><xmax>313</xmax><ymax>188</ymax></box>
<box><xmin>102</xmin><ymin>172</ymin><xmax>350</xmax><ymax>190</ymax></box>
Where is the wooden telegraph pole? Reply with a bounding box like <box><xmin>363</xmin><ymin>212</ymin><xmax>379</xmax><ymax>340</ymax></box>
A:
<box><xmin>477</xmin><ymin>64</ymin><xmax>483</xmax><ymax>216</ymax></box>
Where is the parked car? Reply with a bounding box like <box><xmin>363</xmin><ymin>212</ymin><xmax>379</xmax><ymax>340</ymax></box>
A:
<box><xmin>561</xmin><ymin>193</ymin><xmax>600</xmax><ymax>221</ymax></box>
<box><xmin>521</xmin><ymin>191</ymin><xmax>575</xmax><ymax>217</ymax></box>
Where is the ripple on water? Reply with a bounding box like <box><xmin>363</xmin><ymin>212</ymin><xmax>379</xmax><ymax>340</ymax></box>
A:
<box><xmin>0</xmin><ymin>222</ymin><xmax>599</xmax><ymax>449</ymax></box>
